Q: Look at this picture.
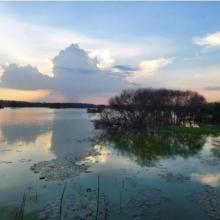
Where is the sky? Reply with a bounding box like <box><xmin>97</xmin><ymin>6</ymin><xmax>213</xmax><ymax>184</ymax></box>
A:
<box><xmin>0</xmin><ymin>2</ymin><xmax>220</xmax><ymax>104</ymax></box>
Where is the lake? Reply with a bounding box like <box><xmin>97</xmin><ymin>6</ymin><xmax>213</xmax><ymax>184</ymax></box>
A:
<box><xmin>0</xmin><ymin>108</ymin><xmax>220</xmax><ymax>220</ymax></box>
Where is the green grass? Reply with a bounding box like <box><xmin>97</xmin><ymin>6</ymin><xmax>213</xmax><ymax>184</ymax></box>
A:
<box><xmin>165</xmin><ymin>124</ymin><xmax>220</xmax><ymax>135</ymax></box>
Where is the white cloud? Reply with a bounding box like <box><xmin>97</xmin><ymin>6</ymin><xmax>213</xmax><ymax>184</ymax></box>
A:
<box><xmin>0</xmin><ymin>44</ymin><xmax>125</xmax><ymax>102</ymax></box>
<box><xmin>126</xmin><ymin>58</ymin><xmax>172</xmax><ymax>84</ymax></box>
<box><xmin>88</xmin><ymin>49</ymin><xmax>115</xmax><ymax>70</ymax></box>
<box><xmin>0</xmin><ymin>12</ymin><xmax>176</xmax><ymax>102</ymax></box>
<box><xmin>0</xmin><ymin>13</ymin><xmax>175</xmax><ymax>78</ymax></box>
<box><xmin>0</xmin><ymin>66</ymin><xmax>4</xmax><ymax>78</ymax></box>
<box><xmin>53</xmin><ymin>44</ymin><xmax>98</xmax><ymax>73</ymax></box>
<box><xmin>1</xmin><ymin>64</ymin><xmax>51</xmax><ymax>90</ymax></box>
<box><xmin>194</xmin><ymin>31</ymin><xmax>220</xmax><ymax>47</ymax></box>
<box><xmin>51</xmin><ymin>44</ymin><xmax>124</xmax><ymax>101</ymax></box>
<box><xmin>0</xmin><ymin>14</ymin><xmax>99</xmax><ymax>76</ymax></box>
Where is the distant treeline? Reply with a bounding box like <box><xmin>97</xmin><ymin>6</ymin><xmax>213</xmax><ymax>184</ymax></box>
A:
<box><xmin>0</xmin><ymin>93</ymin><xmax>219</xmax><ymax>126</ymax></box>
<box><xmin>0</xmin><ymin>100</ymin><xmax>105</xmax><ymax>109</ymax></box>
<box><xmin>100</xmin><ymin>88</ymin><xmax>220</xmax><ymax>130</ymax></box>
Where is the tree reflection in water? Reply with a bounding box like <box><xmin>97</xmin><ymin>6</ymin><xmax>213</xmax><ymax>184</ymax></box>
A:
<box><xmin>211</xmin><ymin>137</ymin><xmax>220</xmax><ymax>159</ymax></box>
<box><xmin>97</xmin><ymin>130</ymin><xmax>207</xmax><ymax>166</ymax></box>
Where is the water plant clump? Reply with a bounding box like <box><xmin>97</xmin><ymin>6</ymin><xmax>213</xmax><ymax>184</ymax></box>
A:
<box><xmin>30</xmin><ymin>156</ymin><xmax>89</xmax><ymax>181</ymax></box>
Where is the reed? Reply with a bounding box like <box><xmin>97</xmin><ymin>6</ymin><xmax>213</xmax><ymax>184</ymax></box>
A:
<box><xmin>95</xmin><ymin>175</ymin><xmax>100</xmax><ymax>220</ymax></box>
<box><xmin>15</xmin><ymin>192</ymin><xmax>26</xmax><ymax>220</ymax></box>
<box><xmin>59</xmin><ymin>182</ymin><xmax>67</xmax><ymax>220</ymax></box>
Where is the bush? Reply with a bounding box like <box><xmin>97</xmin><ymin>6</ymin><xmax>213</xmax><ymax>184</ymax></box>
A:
<box><xmin>100</xmin><ymin>88</ymin><xmax>206</xmax><ymax>131</ymax></box>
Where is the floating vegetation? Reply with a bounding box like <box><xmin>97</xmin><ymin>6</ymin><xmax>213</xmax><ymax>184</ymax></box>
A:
<box><xmin>30</xmin><ymin>156</ymin><xmax>89</xmax><ymax>181</ymax></box>
<box><xmin>30</xmin><ymin>144</ymin><xmax>105</xmax><ymax>181</ymax></box>
<box><xmin>0</xmin><ymin>160</ymin><xmax>13</xmax><ymax>164</ymax></box>
<box><xmin>158</xmin><ymin>172</ymin><xmax>190</xmax><ymax>184</ymax></box>
<box><xmin>1</xmin><ymin>149</ymin><xmax>12</xmax><ymax>152</ymax></box>
<box><xmin>188</xmin><ymin>185</ymin><xmax>220</xmax><ymax>220</ymax></box>
<box><xmin>19</xmin><ymin>158</ymin><xmax>32</xmax><ymax>163</ymax></box>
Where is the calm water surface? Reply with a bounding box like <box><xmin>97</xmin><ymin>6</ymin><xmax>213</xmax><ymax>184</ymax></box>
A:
<box><xmin>0</xmin><ymin>108</ymin><xmax>220</xmax><ymax>220</ymax></box>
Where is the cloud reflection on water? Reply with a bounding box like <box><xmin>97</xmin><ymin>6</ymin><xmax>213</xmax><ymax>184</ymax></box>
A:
<box><xmin>192</xmin><ymin>173</ymin><xmax>220</xmax><ymax>187</ymax></box>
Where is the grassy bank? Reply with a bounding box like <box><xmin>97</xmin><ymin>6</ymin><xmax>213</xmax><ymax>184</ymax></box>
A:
<box><xmin>165</xmin><ymin>124</ymin><xmax>220</xmax><ymax>135</ymax></box>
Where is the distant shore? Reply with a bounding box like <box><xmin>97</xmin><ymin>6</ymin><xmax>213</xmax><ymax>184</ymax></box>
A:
<box><xmin>0</xmin><ymin>100</ymin><xmax>107</xmax><ymax>109</ymax></box>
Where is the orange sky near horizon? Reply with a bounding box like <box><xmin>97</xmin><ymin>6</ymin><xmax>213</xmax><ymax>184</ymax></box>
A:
<box><xmin>0</xmin><ymin>88</ymin><xmax>50</xmax><ymax>102</ymax></box>
<box><xmin>0</xmin><ymin>88</ymin><xmax>219</xmax><ymax>104</ymax></box>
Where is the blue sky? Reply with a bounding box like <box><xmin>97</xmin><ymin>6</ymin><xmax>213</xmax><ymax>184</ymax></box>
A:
<box><xmin>2</xmin><ymin>2</ymin><xmax>220</xmax><ymax>39</ymax></box>
<box><xmin>0</xmin><ymin>2</ymin><xmax>220</xmax><ymax>103</ymax></box>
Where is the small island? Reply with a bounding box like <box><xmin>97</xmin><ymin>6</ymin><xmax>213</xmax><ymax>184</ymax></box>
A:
<box><xmin>98</xmin><ymin>88</ymin><xmax>220</xmax><ymax>134</ymax></box>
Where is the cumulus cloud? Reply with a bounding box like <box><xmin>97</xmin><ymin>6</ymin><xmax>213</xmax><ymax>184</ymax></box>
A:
<box><xmin>126</xmin><ymin>58</ymin><xmax>172</xmax><ymax>84</ymax></box>
<box><xmin>0</xmin><ymin>65</ymin><xmax>4</xmax><ymax>78</ymax></box>
<box><xmin>53</xmin><ymin>44</ymin><xmax>99</xmax><ymax>74</ymax></box>
<box><xmin>88</xmin><ymin>49</ymin><xmax>115</xmax><ymax>70</ymax></box>
<box><xmin>53</xmin><ymin>44</ymin><xmax>124</xmax><ymax>101</ymax></box>
<box><xmin>0</xmin><ymin>13</ymin><xmax>175</xmax><ymax>78</ymax></box>
<box><xmin>194</xmin><ymin>31</ymin><xmax>220</xmax><ymax>47</ymax></box>
<box><xmin>0</xmin><ymin>12</ymin><xmax>176</xmax><ymax>103</ymax></box>
<box><xmin>0</xmin><ymin>42</ymin><xmax>175</xmax><ymax>102</ymax></box>
<box><xmin>0</xmin><ymin>44</ymin><xmax>125</xmax><ymax>102</ymax></box>
<box><xmin>1</xmin><ymin>64</ymin><xmax>51</xmax><ymax>90</ymax></box>
<box><xmin>0</xmin><ymin>14</ymin><xmax>101</xmax><ymax>76</ymax></box>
